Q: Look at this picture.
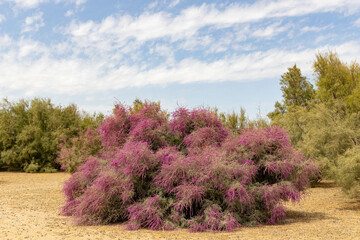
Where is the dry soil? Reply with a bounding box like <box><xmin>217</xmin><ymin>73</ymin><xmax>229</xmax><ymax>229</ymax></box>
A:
<box><xmin>0</xmin><ymin>172</ymin><xmax>359</xmax><ymax>240</ymax></box>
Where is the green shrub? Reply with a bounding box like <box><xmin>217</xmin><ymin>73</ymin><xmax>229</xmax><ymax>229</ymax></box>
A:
<box><xmin>0</xmin><ymin>98</ymin><xmax>103</xmax><ymax>172</ymax></box>
<box><xmin>24</xmin><ymin>161</ymin><xmax>40</xmax><ymax>173</ymax></box>
<box><xmin>214</xmin><ymin>107</ymin><xmax>269</xmax><ymax>134</ymax></box>
<box><xmin>297</xmin><ymin>103</ymin><xmax>356</xmax><ymax>177</ymax></box>
<box><xmin>336</xmin><ymin>146</ymin><xmax>360</xmax><ymax>198</ymax></box>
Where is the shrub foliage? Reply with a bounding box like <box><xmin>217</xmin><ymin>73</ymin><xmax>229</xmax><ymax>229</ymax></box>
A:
<box><xmin>61</xmin><ymin>101</ymin><xmax>318</xmax><ymax>232</ymax></box>
<box><xmin>0</xmin><ymin>98</ymin><xmax>103</xmax><ymax>172</ymax></box>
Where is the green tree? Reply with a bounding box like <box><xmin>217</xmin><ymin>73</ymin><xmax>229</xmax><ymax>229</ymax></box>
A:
<box><xmin>280</xmin><ymin>64</ymin><xmax>315</xmax><ymax>107</ymax></box>
<box><xmin>269</xmin><ymin>51</ymin><xmax>360</xmax><ymax>196</ymax></box>
<box><xmin>298</xmin><ymin>104</ymin><xmax>357</xmax><ymax>177</ymax></box>
<box><xmin>314</xmin><ymin>51</ymin><xmax>360</xmax><ymax>111</ymax></box>
<box><xmin>268</xmin><ymin>65</ymin><xmax>314</xmax><ymax>120</ymax></box>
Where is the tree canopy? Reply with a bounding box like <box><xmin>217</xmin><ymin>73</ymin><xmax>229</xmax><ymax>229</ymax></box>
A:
<box><xmin>268</xmin><ymin>51</ymin><xmax>360</xmax><ymax>198</ymax></box>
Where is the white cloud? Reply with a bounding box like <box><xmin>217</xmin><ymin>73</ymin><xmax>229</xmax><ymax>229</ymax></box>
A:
<box><xmin>0</xmin><ymin>14</ymin><xmax>6</xmax><ymax>23</ymax></box>
<box><xmin>66</xmin><ymin>0</ymin><xmax>87</xmax><ymax>5</ymax></box>
<box><xmin>17</xmin><ymin>39</ymin><xmax>48</xmax><ymax>58</ymax></box>
<box><xmin>22</xmin><ymin>12</ymin><xmax>44</xmax><ymax>32</ymax></box>
<box><xmin>328</xmin><ymin>41</ymin><xmax>360</xmax><ymax>63</ymax></box>
<box><xmin>2</xmin><ymin>0</ymin><xmax>360</xmax><ymax>105</ymax></box>
<box><xmin>0</xmin><ymin>35</ymin><xmax>12</xmax><ymax>49</ymax></box>
<box><xmin>314</xmin><ymin>33</ymin><xmax>336</xmax><ymax>44</ymax></box>
<box><xmin>301</xmin><ymin>25</ymin><xmax>332</xmax><ymax>32</ymax></box>
<box><xmin>1</xmin><ymin>31</ymin><xmax>359</xmax><ymax>98</ymax></box>
<box><xmin>5</xmin><ymin>0</ymin><xmax>48</xmax><ymax>9</ymax></box>
<box><xmin>206</xmin><ymin>33</ymin><xmax>234</xmax><ymax>53</ymax></box>
<box><xmin>169</xmin><ymin>0</ymin><xmax>181</xmax><ymax>8</ymax></box>
<box><xmin>148</xmin><ymin>1</ymin><xmax>159</xmax><ymax>9</ymax></box>
<box><xmin>178</xmin><ymin>35</ymin><xmax>213</xmax><ymax>51</ymax></box>
<box><xmin>354</xmin><ymin>18</ymin><xmax>360</xmax><ymax>27</ymax></box>
<box><xmin>252</xmin><ymin>22</ymin><xmax>289</xmax><ymax>39</ymax></box>
<box><xmin>65</xmin><ymin>0</ymin><xmax>360</xmax><ymax>54</ymax></box>
<box><xmin>65</xmin><ymin>10</ymin><xmax>74</xmax><ymax>17</ymax></box>
<box><xmin>149</xmin><ymin>44</ymin><xmax>176</xmax><ymax>66</ymax></box>
<box><xmin>5</xmin><ymin>0</ymin><xmax>87</xmax><ymax>9</ymax></box>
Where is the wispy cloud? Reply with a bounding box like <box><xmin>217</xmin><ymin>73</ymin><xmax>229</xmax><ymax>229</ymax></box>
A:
<box><xmin>354</xmin><ymin>18</ymin><xmax>360</xmax><ymax>27</ymax></box>
<box><xmin>22</xmin><ymin>12</ymin><xmax>44</xmax><ymax>32</ymax></box>
<box><xmin>169</xmin><ymin>0</ymin><xmax>181</xmax><ymax>8</ymax></box>
<box><xmin>148</xmin><ymin>1</ymin><xmax>159</xmax><ymax>10</ymax></box>
<box><xmin>252</xmin><ymin>22</ymin><xmax>289</xmax><ymax>39</ymax></box>
<box><xmin>0</xmin><ymin>35</ymin><xmax>12</xmax><ymax>49</ymax></box>
<box><xmin>1</xmin><ymin>32</ymin><xmax>359</xmax><ymax>98</ymax></box>
<box><xmin>5</xmin><ymin>0</ymin><xmax>87</xmax><ymax>9</ymax></box>
<box><xmin>301</xmin><ymin>25</ymin><xmax>332</xmax><ymax>32</ymax></box>
<box><xmin>62</xmin><ymin>0</ymin><xmax>87</xmax><ymax>6</ymax></box>
<box><xmin>5</xmin><ymin>0</ymin><xmax>48</xmax><ymax>9</ymax></box>
<box><xmin>0</xmin><ymin>14</ymin><xmax>6</xmax><ymax>23</ymax></box>
<box><xmin>65</xmin><ymin>10</ymin><xmax>74</xmax><ymax>17</ymax></box>
<box><xmin>65</xmin><ymin>0</ymin><xmax>360</xmax><ymax>55</ymax></box>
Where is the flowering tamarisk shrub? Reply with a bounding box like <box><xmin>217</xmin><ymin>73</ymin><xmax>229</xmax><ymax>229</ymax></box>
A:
<box><xmin>61</xmin><ymin>102</ymin><xmax>318</xmax><ymax>232</ymax></box>
<box><xmin>99</xmin><ymin>104</ymin><xmax>131</xmax><ymax>150</ymax></box>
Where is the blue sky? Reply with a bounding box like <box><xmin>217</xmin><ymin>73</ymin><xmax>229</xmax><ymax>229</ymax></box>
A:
<box><xmin>1</xmin><ymin>0</ymin><xmax>360</xmax><ymax>118</ymax></box>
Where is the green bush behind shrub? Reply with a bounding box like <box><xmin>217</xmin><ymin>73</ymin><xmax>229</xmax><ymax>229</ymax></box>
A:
<box><xmin>0</xmin><ymin>98</ymin><xmax>103</xmax><ymax>172</ymax></box>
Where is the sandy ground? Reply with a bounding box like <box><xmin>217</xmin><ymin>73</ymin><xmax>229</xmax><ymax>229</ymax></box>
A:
<box><xmin>0</xmin><ymin>172</ymin><xmax>359</xmax><ymax>240</ymax></box>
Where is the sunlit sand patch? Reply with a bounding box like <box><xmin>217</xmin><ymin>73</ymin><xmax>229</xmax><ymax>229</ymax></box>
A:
<box><xmin>0</xmin><ymin>173</ymin><xmax>359</xmax><ymax>240</ymax></box>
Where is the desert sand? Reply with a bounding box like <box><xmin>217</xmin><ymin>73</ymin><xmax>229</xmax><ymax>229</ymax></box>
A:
<box><xmin>0</xmin><ymin>172</ymin><xmax>359</xmax><ymax>240</ymax></box>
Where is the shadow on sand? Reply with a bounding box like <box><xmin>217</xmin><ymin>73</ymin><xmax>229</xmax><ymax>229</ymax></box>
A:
<box><xmin>338</xmin><ymin>199</ymin><xmax>360</xmax><ymax>211</ymax></box>
<box><xmin>283</xmin><ymin>210</ymin><xmax>333</xmax><ymax>225</ymax></box>
<box><xmin>314</xmin><ymin>181</ymin><xmax>336</xmax><ymax>189</ymax></box>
